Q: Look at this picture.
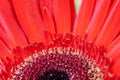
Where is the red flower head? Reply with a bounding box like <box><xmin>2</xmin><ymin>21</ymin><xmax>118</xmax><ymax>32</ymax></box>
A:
<box><xmin>0</xmin><ymin>0</ymin><xmax>120</xmax><ymax>80</ymax></box>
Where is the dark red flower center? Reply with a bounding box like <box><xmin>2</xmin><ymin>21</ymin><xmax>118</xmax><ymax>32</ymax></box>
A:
<box><xmin>36</xmin><ymin>70</ymin><xmax>69</xmax><ymax>80</ymax></box>
<box><xmin>1</xmin><ymin>33</ymin><xmax>111</xmax><ymax>80</ymax></box>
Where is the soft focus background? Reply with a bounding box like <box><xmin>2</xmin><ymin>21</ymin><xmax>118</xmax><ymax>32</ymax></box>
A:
<box><xmin>74</xmin><ymin>0</ymin><xmax>82</xmax><ymax>14</ymax></box>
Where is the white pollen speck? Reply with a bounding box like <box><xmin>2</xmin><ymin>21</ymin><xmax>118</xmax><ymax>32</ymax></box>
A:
<box><xmin>96</xmin><ymin>67</ymin><xmax>101</xmax><ymax>72</ymax></box>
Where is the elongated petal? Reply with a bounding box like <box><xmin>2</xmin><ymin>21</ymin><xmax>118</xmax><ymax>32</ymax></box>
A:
<box><xmin>73</xmin><ymin>0</ymin><xmax>95</xmax><ymax>38</ymax></box>
<box><xmin>110</xmin><ymin>58</ymin><xmax>120</xmax><ymax>75</ymax></box>
<box><xmin>11</xmin><ymin>0</ymin><xmax>45</xmax><ymax>43</ymax></box>
<box><xmin>107</xmin><ymin>35</ymin><xmax>120</xmax><ymax>52</ymax></box>
<box><xmin>86</xmin><ymin>0</ymin><xmax>111</xmax><ymax>41</ymax></box>
<box><xmin>53</xmin><ymin>0</ymin><xmax>74</xmax><ymax>34</ymax></box>
<box><xmin>0</xmin><ymin>21</ymin><xmax>17</xmax><ymax>49</ymax></box>
<box><xmin>107</xmin><ymin>42</ymin><xmax>120</xmax><ymax>63</ymax></box>
<box><xmin>0</xmin><ymin>40</ymin><xmax>12</xmax><ymax>59</ymax></box>
<box><xmin>95</xmin><ymin>0</ymin><xmax>120</xmax><ymax>47</ymax></box>
<box><xmin>105</xmin><ymin>40</ymin><xmax>120</xmax><ymax>76</ymax></box>
<box><xmin>39</xmin><ymin>0</ymin><xmax>53</xmax><ymax>15</ymax></box>
<box><xmin>0</xmin><ymin>0</ymin><xmax>28</xmax><ymax>48</ymax></box>
<box><xmin>107</xmin><ymin>42</ymin><xmax>120</xmax><ymax>75</ymax></box>
<box><xmin>70</xmin><ymin>0</ymin><xmax>76</xmax><ymax>31</ymax></box>
<box><xmin>39</xmin><ymin>0</ymin><xmax>55</xmax><ymax>34</ymax></box>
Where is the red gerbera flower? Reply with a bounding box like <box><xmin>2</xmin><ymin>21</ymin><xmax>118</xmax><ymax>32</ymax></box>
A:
<box><xmin>0</xmin><ymin>0</ymin><xmax>120</xmax><ymax>80</ymax></box>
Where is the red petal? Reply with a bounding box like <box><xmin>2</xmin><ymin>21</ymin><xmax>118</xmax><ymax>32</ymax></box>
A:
<box><xmin>0</xmin><ymin>77</ymin><xmax>2</xmax><ymax>80</ymax></box>
<box><xmin>0</xmin><ymin>40</ymin><xmax>13</xmax><ymax>61</ymax></box>
<box><xmin>53</xmin><ymin>0</ymin><xmax>74</xmax><ymax>34</ymax></box>
<box><xmin>107</xmin><ymin>41</ymin><xmax>120</xmax><ymax>75</ymax></box>
<box><xmin>107</xmin><ymin>35</ymin><xmax>120</xmax><ymax>52</ymax></box>
<box><xmin>110</xmin><ymin>58</ymin><xmax>120</xmax><ymax>75</ymax></box>
<box><xmin>107</xmin><ymin>42</ymin><xmax>120</xmax><ymax>62</ymax></box>
<box><xmin>95</xmin><ymin>0</ymin><xmax>120</xmax><ymax>47</ymax></box>
<box><xmin>41</xmin><ymin>9</ymin><xmax>55</xmax><ymax>44</ymax></box>
<box><xmin>42</xmin><ymin>8</ymin><xmax>55</xmax><ymax>34</ymax></box>
<box><xmin>39</xmin><ymin>0</ymin><xmax>56</xmax><ymax>34</ymax></box>
<box><xmin>11</xmin><ymin>0</ymin><xmax>45</xmax><ymax>43</ymax></box>
<box><xmin>70</xmin><ymin>0</ymin><xmax>76</xmax><ymax>31</ymax></box>
<box><xmin>38</xmin><ymin>0</ymin><xmax>53</xmax><ymax>18</ymax></box>
<box><xmin>86</xmin><ymin>0</ymin><xmax>111</xmax><ymax>41</ymax></box>
<box><xmin>44</xmin><ymin>31</ymin><xmax>53</xmax><ymax>45</ymax></box>
<box><xmin>0</xmin><ymin>0</ymin><xmax>28</xmax><ymax>47</ymax></box>
<box><xmin>73</xmin><ymin>0</ymin><xmax>95</xmax><ymax>38</ymax></box>
<box><xmin>0</xmin><ymin>26</ymin><xmax>17</xmax><ymax>49</ymax></box>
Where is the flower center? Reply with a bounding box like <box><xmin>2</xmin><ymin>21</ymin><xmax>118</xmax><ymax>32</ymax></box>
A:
<box><xmin>36</xmin><ymin>70</ymin><xmax>69</xmax><ymax>80</ymax></box>
<box><xmin>2</xmin><ymin>33</ymin><xmax>110</xmax><ymax>80</ymax></box>
<box><xmin>11</xmin><ymin>50</ymin><xmax>104</xmax><ymax>80</ymax></box>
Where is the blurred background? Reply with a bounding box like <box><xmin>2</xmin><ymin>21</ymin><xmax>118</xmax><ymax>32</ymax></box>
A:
<box><xmin>74</xmin><ymin>0</ymin><xmax>82</xmax><ymax>14</ymax></box>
